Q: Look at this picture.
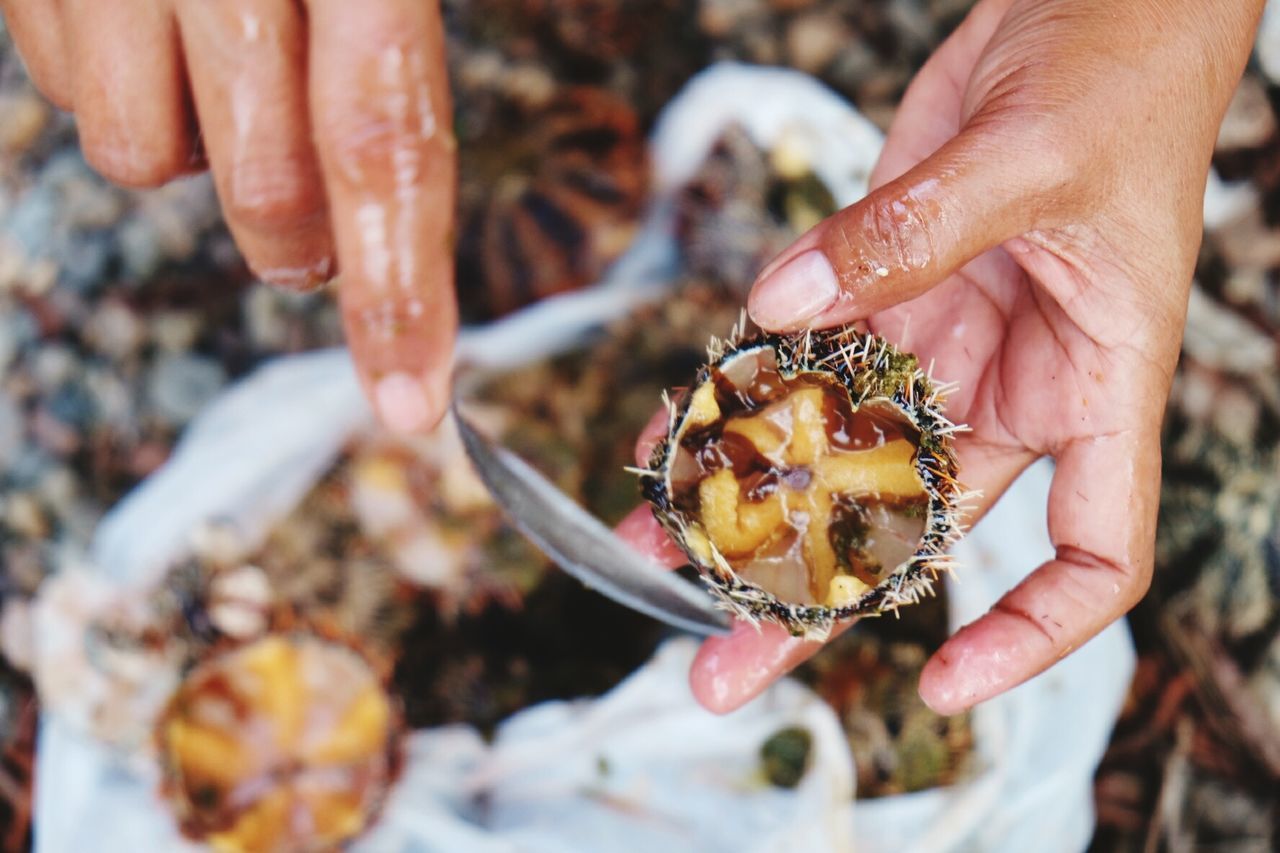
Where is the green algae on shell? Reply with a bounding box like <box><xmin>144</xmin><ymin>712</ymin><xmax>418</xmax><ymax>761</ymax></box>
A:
<box><xmin>639</xmin><ymin>323</ymin><xmax>970</xmax><ymax>639</ymax></box>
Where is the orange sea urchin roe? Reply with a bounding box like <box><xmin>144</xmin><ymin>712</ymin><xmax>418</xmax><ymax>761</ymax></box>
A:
<box><xmin>670</xmin><ymin>349</ymin><xmax>928</xmax><ymax>608</ymax></box>
<box><xmin>158</xmin><ymin>635</ymin><xmax>397</xmax><ymax>853</ymax></box>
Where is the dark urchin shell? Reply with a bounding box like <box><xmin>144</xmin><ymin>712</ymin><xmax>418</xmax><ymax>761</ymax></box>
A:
<box><xmin>640</xmin><ymin>324</ymin><xmax>969</xmax><ymax>639</ymax></box>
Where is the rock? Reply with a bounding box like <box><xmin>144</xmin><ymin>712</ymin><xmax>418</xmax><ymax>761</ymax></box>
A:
<box><xmin>1211</xmin><ymin>206</ymin><xmax>1280</xmax><ymax>269</ymax></box>
<box><xmin>786</xmin><ymin>12</ymin><xmax>852</xmax><ymax>73</ymax></box>
<box><xmin>0</xmin><ymin>237</ymin><xmax>25</xmax><ymax>293</ymax></box>
<box><xmin>82</xmin><ymin>366</ymin><xmax>133</xmax><ymax>432</ymax></box>
<box><xmin>190</xmin><ymin>521</ymin><xmax>253</xmax><ymax>567</ymax></box>
<box><xmin>243</xmin><ymin>285</ymin><xmax>291</xmax><ymax>352</ymax></box>
<box><xmin>3</xmin><ymin>491</ymin><xmax>49</xmax><ymax>540</ymax></box>
<box><xmin>83</xmin><ymin>297</ymin><xmax>144</xmax><ymax>361</ymax></box>
<box><xmin>29</xmin><ymin>344</ymin><xmax>77</xmax><ymax>392</ymax></box>
<box><xmin>32</xmin><ymin>405</ymin><xmax>80</xmax><ymax>455</ymax></box>
<box><xmin>1182</xmin><ymin>285</ymin><xmax>1277</xmax><ymax>375</ymax></box>
<box><xmin>503</xmin><ymin>62</ymin><xmax>557</xmax><ymax>108</ymax></box>
<box><xmin>149</xmin><ymin>309</ymin><xmax>201</xmax><ymax>353</ymax></box>
<box><xmin>34</xmin><ymin>465</ymin><xmax>78</xmax><ymax>520</ymax></box>
<box><xmin>133</xmin><ymin>175</ymin><xmax>221</xmax><ymax>262</ymax></box>
<box><xmin>4</xmin><ymin>183</ymin><xmax>57</xmax><ymax>259</ymax></box>
<box><xmin>0</xmin><ymin>300</ymin><xmax>35</xmax><ymax>373</ymax></box>
<box><xmin>1203</xmin><ymin>169</ymin><xmax>1260</xmax><ymax>232</ymax></box>
<box><xmin>117</xmin><ymin>216</ymin><xmax>164</xmax><ymax>280</ymax></box>
<box><xmin>699</xmin><ymin>0</ymin><xmax>769</xmax><ymax>38</ymax></box>
<box><xmin>207</xmin><ymin>564</ymin><xmax>272</xmax><ymax>640</ymax></box>
<box><xmin>1249</xmin><ymin>633</ymin><xmax>1280</xmax><ymax>737</ymax></box>
<box><xmin>0</xmin><ymin>391</ymin><xmax>21</xmax><ymax>471</ymax></box>
<box><xmin>146</xmin><ymin>353</ymin><xmax>227</xmax><ymax>425</ymax></box>
<box><xmin>45</xmin><ymin>381</ymin><xmax>96</xmax><ymax>433</ymax></box>
<box><xmin>58</xmin><ymin>173</ymin><xmax>126</xmax><ymax>231</ymax></box>
<box><xmin>825</xmin><ymin>37</ymin><xmax>881</xmax><ymax>89</ymax></box>
<box><xmin>886</xmin><ymin>0</ymin><xmax>936</xmax><ymax>50</ymax></box>
<box><xmin>1216</xmin><ymin>74</ymin><xmax>1276</xmax><ymax>151</ymax></box>
<box><xmin>0</xmin><ymin>91</ymin><xmax>49</xmax><ymax>157</ymax></box>
<box><xmin>1256</xmin><ymin>1</ymin><xmax>1280</xmax><ymax>85</ymax></box>
<box><xmin>0</xmin><ymin>598</ymin><xmax>33</xmax><ymax>672</ymax></box>
<box><xmin>56</xmin><ymin>232</ymin><xmax>113</xmax><ymax>291</ymax></box>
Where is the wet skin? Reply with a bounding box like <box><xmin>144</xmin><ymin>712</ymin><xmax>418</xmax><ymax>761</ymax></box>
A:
<box><xmin>0</xmin><ymin>0</ymin><xmax>1264</xmax><ymax>714</ymax></box>
<box><xmin>1</xmin><ymin>0</ymin><xmax>456</xmax><ymax>432</ymax></box>
<box><xmin>622</xmin><ymin>0</ymin><xmax>1264</xmax><ymax>715</ymax></box>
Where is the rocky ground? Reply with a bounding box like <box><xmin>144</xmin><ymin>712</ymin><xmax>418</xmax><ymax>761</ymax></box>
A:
<box><xmin>0</xmin><ymin>1</ymin><xmax>1278</xmax><ymax>850</ymax></box>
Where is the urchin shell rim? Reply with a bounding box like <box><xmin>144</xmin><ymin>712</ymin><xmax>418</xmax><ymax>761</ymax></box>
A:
<box><xmin>638</xmin><ymin>322</ymin><xmax>975</xmax><ymax>640</ymax></box>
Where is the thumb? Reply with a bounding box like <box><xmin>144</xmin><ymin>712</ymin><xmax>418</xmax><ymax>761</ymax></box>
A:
<box><xmin>747</xmin><ymin>127</ymin><xmax>1061</xmax><ymax>330</ymax></box>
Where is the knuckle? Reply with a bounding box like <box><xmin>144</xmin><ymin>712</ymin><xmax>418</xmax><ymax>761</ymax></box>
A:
<box><xmin>1057</xmin><ymin>543</ymin><xmax>1150</xmax><ymax>611</ymax></box>
<box><xmin>849</xmin><ymin>190</ymin><xmax>940</xmax><ymax>277</ymax></box>
<box><xmin>223</xmin><ymin>160</ymin><xmax>325</xmax><ymax>231</ymax></box>
<box><xmin>969</xmin><ymin>108</ymin><xmax>1084</xmax><ymax>199</ymax></box>
<box><xmin>82</xmin><ymin>140</ymin><xmax>183</xmax><ymax>189</ymax></box>
<box><xmin>315</xmin><ymin>37</ymin><xmax>441</xmax><ymax>188</ymax></box>
<box><xmin>318</xmin><ymin>109</ymin><xmax>429</xmax><ymax>188</ymax></box>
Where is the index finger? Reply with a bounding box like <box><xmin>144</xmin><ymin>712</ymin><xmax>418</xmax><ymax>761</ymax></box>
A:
<box><xmin>304</xmin><ymin>0</ymin><xmax>456</xmax><ymax>433</ymax></box>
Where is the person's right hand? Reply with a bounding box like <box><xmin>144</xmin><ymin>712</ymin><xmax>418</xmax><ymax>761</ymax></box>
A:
<box><xmin>1</xmin><ymin>0</ymin><xmax>457</xmax><ymax>433</ymax></box>
<box><xmin>620</xmin><ymin>0</ymin><xmax>1262</xmax><ymax>715</ymax></box>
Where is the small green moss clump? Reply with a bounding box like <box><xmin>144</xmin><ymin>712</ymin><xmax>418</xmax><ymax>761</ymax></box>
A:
<box><xmin>760</xmin><ymin>726</ymin><xmax>814</xmax><ymax>789</ymax></box>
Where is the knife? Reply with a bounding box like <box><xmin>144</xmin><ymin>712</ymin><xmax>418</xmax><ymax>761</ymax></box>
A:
<box><xmin>452</xmin><ymin>402</ymin><xmax>732</xmax><ymax>637</ymax></box>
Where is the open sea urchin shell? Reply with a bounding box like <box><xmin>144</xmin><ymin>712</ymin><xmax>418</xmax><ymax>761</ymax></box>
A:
<box><xmin>640</xmin><ymin>324</ymin><xmax>970</xmax><ymax>639</ymax></box>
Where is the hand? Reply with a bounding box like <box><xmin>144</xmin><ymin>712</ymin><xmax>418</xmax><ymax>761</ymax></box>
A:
<box><xmin>1</xmin><ymin>0</ymin><xmax>456</xmax><ymax>433</ymax></box>
<box><xmin>620</xmin><ymin>0</ymin><xmax>1262</xmax><ymax>714</ymax></box>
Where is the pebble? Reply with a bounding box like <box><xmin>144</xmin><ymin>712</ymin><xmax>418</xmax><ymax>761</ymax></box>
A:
<box><xmin>0</xmin><ymin>598</ymin><xmax>34</xmax><ymax>673</ymax></box>
<box><xmin>4</xmin><ymin>183</ymin><xmax>57</xmax><ymax>259</ymax></box>
<box><xmin>83</xmin><ymin>366</ymin><xmax>135</xmax><ymax>432</ymax></box>
<box><xmin>0</xmin><ymin>391</ymin><xmax>21</xmax><ymax>471</ymax></box>
<box><xmin>146</xmin><ymin>353</ymin><xmax>227</xmax><ymax>426</ymax></box>
<box><xmin>150</xmin><ymin>310</ymin><xmax>202</xmax><ymax>354</ymax></box>
<box><xmin>1183</xmin><ymin>285</ymin><xmax>1277</xmax><ymax>375</ymax></box>
<box><xmin>32</xmin><ymin>405</ymin><xmax>81</xmax><ymax>455</ymax></box>
<box><xmin>0</xmin><ymin>91</ymin><xmax>49</xmax><ymax>156</ymax></box>
<box><xmin>208</xmin><ymin>564</ymin><xmax>272</xmax><ymax>640</ymax></box>
<box><xmin>83</xmin><ymin>297</ymin><xmax>144</xmax><ymax>361</ymax></box>
<box><xmin>886</xmin><ymin>0</ymin><xmax>936</xmax><ymax>49</ymax></box>
<box><xmin>1211</xmin><ymin>206</ymin><xmax>1280</xmax><ymax>270</ymax></box>
<box><xmin>1250</xmin><ymin>634</ymin><xmax>1280</xmax><ymax>736</ymax></box>
<box><xmin>786</xmin><ymin>12</ymin><xmax>852</xmax><ymax>73</ymax></box>
<box><xmin>4</xmin><ymin>442</ymin><xmax>51</xmax><ymax>489</ymax></box>
<box><xmin>46</xmin><ymin>381</ymin><xmax>97</xmax><ymax>432</ymax></box>
<box><xmin>117</xmin><ymin>216</ymin><xmax>165</xmax><ymax>281</ymax></box>
<box><xmin>504</xmin><ymin>62</ymin><xmax>557</xmax><ymax>108</ymax></box>
<box><xmin>1216</xmin><ymin>74</ymin><xmax>1276</xmax><ymax>151</ymax></box>
<box><xmin>59</xmin><ymin>174</ymin><xmax>126</xmax><ymax>231</ymax></box>
<box><xmin>0</xmin><ymin>300</ymin><xmax>36</xmax><ymax>373</ymax></box>
<box><xmin>243</xmin><ymin>285</ymin><xmax>292</xmax><ymax>352</ymax></box>
<box><xmin>190</xmin><ymin>521</ymin><xmax>253</xmax><ymax>567</ymax></box>
<box><xmin>1256</xmin><ymin>1</ymin><xmax>1280</xmax><ymax>85</ymax></box>
<box><xmin>699</xmin><ymin>0</ymin><xmax>769</xmax><ymax>38</ymax></box>
<box><xmin>57</xmin><ymin>233</ymin><xmax>113</xmax><ymax>291</ymax></box>
<box><xmin>29</xmin><ymin>344</ymin><xmax>77</xmax><ymax>392</ymax></box>
<box><xmin>3</xmin><ymin>492</ymin><xmax>49</xmax><ymax>540</ymax></box>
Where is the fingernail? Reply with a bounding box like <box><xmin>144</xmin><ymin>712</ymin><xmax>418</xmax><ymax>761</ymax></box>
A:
<box><xmin>374</xmin><ymin>372</ymin><xmax>433</xmax><ymax>433</ymax></box>
<box><xmin>748</xmin><ymin>249</ymin><xmax>839</xmax><ymax>329</ymax></box>
<box><xmin>257</xmin><ymin>257</ymin><xmax>335</xmax><ymax>291</ymax></box>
